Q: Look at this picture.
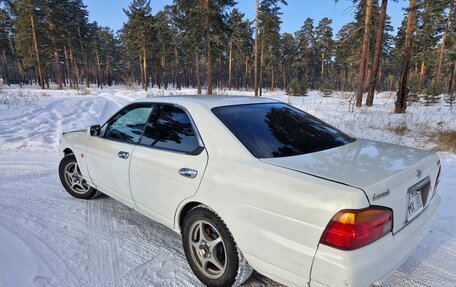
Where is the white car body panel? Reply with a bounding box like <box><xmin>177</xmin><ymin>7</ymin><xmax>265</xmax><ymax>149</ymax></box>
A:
<box><xmin>86</xmin><ymin>136</ymin><xmax>136</xmax><ymax>208</ymax></box>
<box><xmin>192</xmin><ymin>159</ymin><xmax>369</xmax><ymax>287</ymax></box>
<box><xmin>261</xmin><ymin>138</ymin><xmax>441</xmax><ymax>232</ymax></box>
<box><xmin>129</xmin><ymin>145</ymin><xmax>208</xmax><ymax>228</ymax></box>
<box><xmin>59</xmin><ymin>130</ymin><xmax>93</xmax><ymax>184</ymax></box>
<box><xmin>58</xmin><ymin>96</ymin><xmax>441</xmax><ymax>287</ymax></box>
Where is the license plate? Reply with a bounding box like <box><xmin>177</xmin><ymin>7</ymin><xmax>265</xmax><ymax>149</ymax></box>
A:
<box><xmin>406</xmin><ymin>189</ymin><xmax>424</xmax><ymax>222</ymax></box>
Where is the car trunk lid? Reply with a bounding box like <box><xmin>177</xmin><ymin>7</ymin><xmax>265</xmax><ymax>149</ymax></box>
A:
<box><xmin>260</xmin><ymin>139</ymin><xmax>440</xmax><ymax>232</ymax></box>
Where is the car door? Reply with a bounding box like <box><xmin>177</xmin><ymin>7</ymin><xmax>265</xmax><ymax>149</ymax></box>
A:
<box><xmin>129</xmin><ymin>104</ymin><xmax>208</xmax><ymax>227</ymax></box>
<box><xmin>86</xmin><ymin>103</ymin><xmax>153</xmax><ymax>208</ymax></box>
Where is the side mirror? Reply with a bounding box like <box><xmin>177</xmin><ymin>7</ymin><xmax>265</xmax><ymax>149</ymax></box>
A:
<box><xmin>89</xmin><ymin>125</ymin><xmax>101</xmax><ymax>136</ymax></box>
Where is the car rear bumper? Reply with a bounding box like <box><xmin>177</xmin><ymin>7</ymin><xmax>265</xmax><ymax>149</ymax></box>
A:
<box><xmin>310</xmin><ymin>194</ymin><xmax>441</xmax><ymax>287</ymax></box>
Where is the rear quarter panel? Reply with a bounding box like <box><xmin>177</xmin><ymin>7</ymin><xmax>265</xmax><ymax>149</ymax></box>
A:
<box><xmin>193</xmin><ymin>158</ymin><xmax>370</xmax><ymax>287</ymax></box>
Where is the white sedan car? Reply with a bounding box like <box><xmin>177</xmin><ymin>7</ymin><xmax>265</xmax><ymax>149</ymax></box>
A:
<box><xmin>58</xmin><ymin>96</ymin><xmax>441</xmax><ymax>287</ymax></box>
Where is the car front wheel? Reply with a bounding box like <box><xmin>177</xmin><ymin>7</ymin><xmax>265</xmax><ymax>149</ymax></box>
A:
<box><xmin>182</xmin><ymin>206</ymin><xmax>252</xmax><ymax>287</ymax></box>
<box><xmin>59</xmin><ymin>154</ymin><xmax>99</xmax><ymax>199</ymax></box>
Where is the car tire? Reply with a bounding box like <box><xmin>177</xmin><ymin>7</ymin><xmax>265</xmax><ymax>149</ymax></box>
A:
<box><xmin>182</xmin><ymin>205</ymin><xmax>253</xmax><ymax>287</ymax></box>
<box><xmin>59</xmin><ymin>154</ymin><xmax>99</xmax><ymax>199</ymax></box>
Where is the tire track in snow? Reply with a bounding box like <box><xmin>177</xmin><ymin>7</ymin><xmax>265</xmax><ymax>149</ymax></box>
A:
<box><xmin>0</xmin><ymin>211</ymin><xmax>80</xmax><ymax>287</ymax></box>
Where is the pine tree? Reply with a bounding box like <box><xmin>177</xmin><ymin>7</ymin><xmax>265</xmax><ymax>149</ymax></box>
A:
<box><xmin>395</xmin><ymin>0</ymin><xmax>418</xmax><ymax>113</ymax></box>
<box><xmin>436</xmin><ymin>0</ymin><xmax>454</xmax><ymax>86</ymax></box>
<box><xmin>227</xmin><ymin>8</ymin><xmax>252</xmax><ymax>90</ymax></box>
<box><xmin>279</xmin><ymin>33</ymin><xmax>296</xmax><ymax>90</ymax></box>
<box><xmin>366</xmin><ymin>0</ymin><xmax>388</xmax><ymax>106</ymax></box>
<box><xmin>123</xmin><ymin>0</ymin><xmax>154</xmax><ymax>91</ymax></box>
<box><xmin>12</xmin><ymin>0</ymin><xmax>48</xmax><ymax>88</ymax></box>
<box><xmin>335</xmin><ymin>22</ymin><xmax>358</xmax><ymax>91</ymax></box>
<box><xmin>0</xmin><ymin>7</ymin><xmax>13</xmax><ymax>85</ymax></box>
<box><xmin>294</xmin><ymin>18</ymin><xmax>314</xmax><ymax>86</ymax></box>
<box><xmin>314</xmin><ymin>17</ymin><xmax>333</xmax><ymax>91</ymax></box>
<box><xmin>414</xmin><ymin>0</ymin><xmax>446</xmax><ymax>92</ymax></box>
<box><xmin>258</xmin><ymin>0</ymin><xmax>287</xmax><ymax>96</ymax></box>
<box><xmin>356</xmin><ymin>0</ymin><xmax>374</xmax><ymax>107</ymax></box>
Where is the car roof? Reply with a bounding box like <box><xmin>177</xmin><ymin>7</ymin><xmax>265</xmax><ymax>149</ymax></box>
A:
<box><xmin>134</xmin><ymin>95</ymin><xmax>279</xmax><ymax>109</ymax></box>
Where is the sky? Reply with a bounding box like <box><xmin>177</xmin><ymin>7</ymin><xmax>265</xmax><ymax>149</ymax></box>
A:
<box><xmin>83</xmin><ymin>0</ymin><xmax>409</xmax><ymax>36</ymax></box>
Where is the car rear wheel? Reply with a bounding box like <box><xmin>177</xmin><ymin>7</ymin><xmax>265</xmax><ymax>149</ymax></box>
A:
<box><xmin>59</xmin><ymin>154</ymin><xmax>99</xmax><ymax>199</ymax></box>
<box><xmin>182</xmin><ymin>206</ymin><xmax>252</xmax><ymax>287</ymax></box>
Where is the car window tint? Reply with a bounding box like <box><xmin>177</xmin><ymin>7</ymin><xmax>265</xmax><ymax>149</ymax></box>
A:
<box><xmin>104</xmin><ymin>105</ymin><xmax>152</xmax><ymax>144</ymax></box>
<box><xmin>140</xmin><ymin>105</ymin><xmax>200</xmax><ymax>153</ymax></box>
<box><xmin>212</xmin><ymin>103</ymin><xmax>355</xmax><ymax>158</ymax></box>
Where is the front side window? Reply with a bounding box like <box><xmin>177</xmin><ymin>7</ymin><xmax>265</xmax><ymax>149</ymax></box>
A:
<box><xmin>140</xmin><ymin>105</ymin><xmax>200</xmax><ymax>153</ymax></box>
<box><xmin>212</xmin><ymin>103</ymin><xmax>355</xmax><ymax>158</ymax></box>
<box><xmin>104</xmin><ymin>104</ymin><xmax>153</xmax><ymax>144</ymax></box>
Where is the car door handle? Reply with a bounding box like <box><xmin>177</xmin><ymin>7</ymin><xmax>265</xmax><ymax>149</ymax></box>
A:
<box><xmin>179</xmin><ymin>168</ymin><xmax>198</xmax><ymax>179</ymax></box>
<box><xmin>117</xmin><ymin>151</ymin><xmax>129</xmax><ymax>159</ymax></box>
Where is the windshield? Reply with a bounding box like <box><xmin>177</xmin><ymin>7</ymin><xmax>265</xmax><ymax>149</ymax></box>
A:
<box><xmin>212</xmin><ymin>103</ymin><xmax>355</xmax><ymax>158</ymax></box>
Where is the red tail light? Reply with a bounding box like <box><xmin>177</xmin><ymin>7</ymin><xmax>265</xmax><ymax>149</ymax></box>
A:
<box><xmin>320</xmin><ymin>207</ymin><xmax>393</xmax><ymax>250</ymax></box>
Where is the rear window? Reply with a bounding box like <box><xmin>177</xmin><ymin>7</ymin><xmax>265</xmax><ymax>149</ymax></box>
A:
<box><xmin>212</xmin><ymin>103</ymin><xmax>355</xmax><ymax>158</ymax></box>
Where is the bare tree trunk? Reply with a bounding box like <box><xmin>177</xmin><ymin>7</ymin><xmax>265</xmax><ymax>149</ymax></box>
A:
<box><xmin>142</xmin><ymin>45</ymin><xmax>147</xmax><ymax>91</ymax></box>
<box><xmin>228</xmin><ymin>41</ymin><xmax>232</xmax><ymax>90</ymax></box>
<box><xmin>365</xmin><ymin>68</ymin><xmax>371</xmax><ymax>92</ymax></box>
<box><xmin>377</xmin><ymin>62</ymin><xmax>382</xmax><ymax>91</ymax></box>
<box><xmin>9</xmin><ymin>37</ymin><xmax>24</xmax><ymax>86</ymax></box>
<box><xmin>51</xmin><ymin>31</ymin><xmax>63</xmax><ymax>90</ymax></box>
<box><xmin>436</xmin><ymin>1</ymin><xmax>453</xmax><ymax>86</ymax></box>
<box><xmin>206</xmin><ymin>36</ymin><xmax>212</xmax><ymax>94</ymax></box>
<box><xmin>128</xmin><ymin>61</ymin><xmax>133</xmax><ymax>86</ymax></box>
<box><xmin>344</xmin><ymin>66</ymin><xmax>349</xmax><ymax>91</ymax></box>
<box><xmin>196</xmin><ymin>54</ymin><xmax>201</xmax><ymax>95</ymax></box>
<box><xmin>448</xmin><ymin>61</ymin><xmax>455</xmax><ymax>96</ymax></box>
<box><xmin>204</xmin><ymin>0</ymin><xmax>212</xmax><ymax>95</ymax></box>
<box><xmin>139</xmin><ymin>53</ymin><xmax>144</xmax><ymax>88</ymax></box>
<box><xmin>30</xmin><ymin>15</ymin><xmax>44</xmax><ymax>89</ymax></box>
<box><xmin>395</xmin><ymin>0</ymin><xmax>417</xmax><ymax>113</ymax></box>
<box><xmin>366</xmin><ymin>0</ymin><xmax>388</xmax><ymax>106</ymax></box>
<box><xmin>69</xmin><ymin>46</ymin><xmax>79</xmax><ymax>90</ymax></box>
<box><xmin>95</xmin><ymin>45</ymin><xmax>102</xmax><ymax>89</ymax></box>
<box><xmin>259</xmin><ymin>35</ymin><xmax>265</xmax><ymax>96</ymax></box>
<box><xmin>245</xmin><ymin>55</ymin><xmax>249</xmax><ymax>90</ymax></box>
<box><xmin>64</xmin><ymin>46</ymin><xmax>72</xmax><ymax>89</ymax></box>
<box><xmin>161</xmin><ymin>44</ymin><xmax>166</xmax><ymax>89</ymax></box>
<box><xmin>174</xmin><ymin>40</ymin><xmax>180</xmax><ymax>90</ymax></box>
<box><xmin>77</xmin><ymin>25</ymin><xmax>89</xmax><ymax>88</ymax></box>
<box><xmin>106</xmin><ymin>54</ymin><xmax>111</xmax><ymax>86</ymax></box>
<box><xmin>271</xmin><ymin>67</ymin><xmax>275</xmax><ymax>91</ymax></box>
<box><xmin>0</xmin><ymin>50</ymin><xmax>9</xmax><ymax>85</ymax></box>
<box><xmin>254</xmin><ymin>0</ymin><xmax>259</xmax><ymax>96</ymax></box>
<box><xmin>217</xmin><ymin>55</ymin><xmax>222</xmax><ymax>89</ymax></box>
<box><xmin>54</xmin><ymin>50</ymin><xmax>63</xmax><ymax>89</ymax></box>
<box><xmin>419</xmin><ymin>60</ymin><xmax>426</xmax><ymax>90</ymax></box>
<box><xmin>320</xmin><ymin>50</ymin><xmax>325</xmax><ymax>90</ymax></box>
<box><xmin>304</xmin><ymin>49</ymin><xmax>309</xmax><ymax>84</ymax></box>
<box><xmin>356</xmin><ymin>0</ymin><xmax>374</xmax><ymax>107</ymax></box>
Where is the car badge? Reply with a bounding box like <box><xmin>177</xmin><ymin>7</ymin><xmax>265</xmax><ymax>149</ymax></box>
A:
<box><xmin>373</xmin><ymin>189</ymin><xmax>390</xmax><ymax>201</ymax></box>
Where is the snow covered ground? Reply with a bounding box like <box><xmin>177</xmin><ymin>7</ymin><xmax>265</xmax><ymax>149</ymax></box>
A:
<box><xmin>0</xmin><ymin>85</ymin><xmax>455</xmax><ymax>287</ymax></box>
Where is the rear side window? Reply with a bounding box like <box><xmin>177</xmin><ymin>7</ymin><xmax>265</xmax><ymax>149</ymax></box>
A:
<box><xmin>140</xmin><ymin>105</ymin><xmax>200</xmax><ymax>153</ymax></box>
<box><xmin>212</xmin><ymin>103</ymin><xmax>355</xmax><ymax>158</ymax></box>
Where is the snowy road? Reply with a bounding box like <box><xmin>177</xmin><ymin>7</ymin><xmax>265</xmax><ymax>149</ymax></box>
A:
<box><xmin>0</xmin><ymin>87</ymin><xmax>455</xmax><ymax>287</ymax></box>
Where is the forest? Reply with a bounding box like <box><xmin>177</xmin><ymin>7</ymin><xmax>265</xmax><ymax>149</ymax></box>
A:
<box><xmin>0</xmin><ymin>0</ymin><xmax>454</xmax><ymax>113</ymax></box>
